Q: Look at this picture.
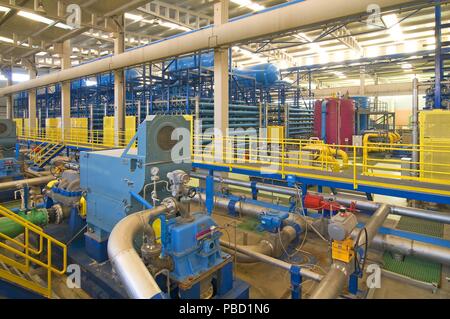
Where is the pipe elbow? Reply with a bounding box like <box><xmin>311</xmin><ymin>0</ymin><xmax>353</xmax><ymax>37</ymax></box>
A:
<box><xmin>107</xmin><ymin>205</ymin><xmax>169</xmax><ymax>299</ymax></box>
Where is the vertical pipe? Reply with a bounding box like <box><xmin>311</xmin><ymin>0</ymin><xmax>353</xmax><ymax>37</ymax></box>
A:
<box><xmin>434</xmin><ymin>0</ymin><xmax>443</xmax><ymax>109</ymax></box>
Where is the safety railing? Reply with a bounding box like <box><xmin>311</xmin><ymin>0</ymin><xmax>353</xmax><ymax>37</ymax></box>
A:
<box><xmin>18</xmin><ymin>126</ymin><xmax>450</xmax><ymax>195</ymax></box>
<box><xmin>0</xmin><ymin>205</ymin><xmax>67</xmax><ymax>298</ymax></box>
<box><xmin>19</xmin><ymin>127</ymin><xmax>131</xmax><ymax>150</ymax></box>
<box><xmin>193</xmin><ymin>134</ymin><xmax>450</xmax><ymax>195</ymax></box>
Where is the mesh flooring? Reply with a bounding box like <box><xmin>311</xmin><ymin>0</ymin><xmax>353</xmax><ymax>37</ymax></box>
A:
<box><xmin>382</xmin><ymin>216</ymin><xmax>443</xmax><ymax>284</ymax></box>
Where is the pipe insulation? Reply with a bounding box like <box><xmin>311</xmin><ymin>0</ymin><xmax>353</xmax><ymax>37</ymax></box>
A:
<box><xmin>0</xmin><ymin>175</ymin><xmax>55</xmax><ymax>191</ymax></box>
<box><xmin>107</xmin><ymin>204</ymin><xmax>171</xmax><ymax>299</ymax></box>
<box><xmin>191</xmin><ymin>173</ymin><xmax>450</xmax><ymax>224</ymax></box>
<box><xmin>0</xmin><ymin>0</ymin><xmax>418</xmax><ymax>96</ymax></box>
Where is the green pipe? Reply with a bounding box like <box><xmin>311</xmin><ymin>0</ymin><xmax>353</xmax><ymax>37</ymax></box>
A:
<box><xmin>0</xmin><ymin>208</ymin><xmax>49</xmax><ymax>239</ymax></box>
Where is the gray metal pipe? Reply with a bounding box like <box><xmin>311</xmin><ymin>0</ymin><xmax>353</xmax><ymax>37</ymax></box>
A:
<box><xmin>0</xmin><ymin>175</ymin><xmax>55</xmax><ymax>191</ymax></box>
<box><xmin>220</xmin><ymin>240</ymin><xmax>323</xmax><ymax>282</ymax></box>
<box><xmin>309</xmin><ymin>262</ymin><xmax>350</xmax><ymax>299</ymax></box>
<box><xmin>371</xmin><ymin>234</ymin><xmax>450</xmax><ymax>265</ymax></box>
<box><xmin>191</xmin><ymin>173</ymin><xmax>450</xmax><ymax>224</ymax></box>
<box><xmin>354</xmin><ymin>204</ymin><xmax>391</xmax><ymax>247</ymax></box>
<box><xmin>310</xmin><ymin>204</ymin><xmax>390</xmax><ymax>299</ymax></box>
<box><xmin>193</xmin><ymin>192</ymin><xmax>266</xmax><ymax>218</ymax></box>
<box><xmin>107</xmin><ymin>204</ymin><xmax>171</xmax><ymax>299</ymax></box>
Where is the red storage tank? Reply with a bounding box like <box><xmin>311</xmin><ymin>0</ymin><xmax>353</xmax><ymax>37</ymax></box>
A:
<box><xmin>313</xmin><ymin>98</ymin><xmax>355</xmax><ymax>146</ymax></box>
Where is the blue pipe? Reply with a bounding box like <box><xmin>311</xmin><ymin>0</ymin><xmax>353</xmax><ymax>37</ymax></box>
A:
<box><xmin>321</xmin><ymin>100</ymin><xmax>327</xmax><ymax>141</ymax></box>
<box><xmin>129</xmin><ymin>190</ymin><xmax>153</xmax><ymax>209</ymax></box>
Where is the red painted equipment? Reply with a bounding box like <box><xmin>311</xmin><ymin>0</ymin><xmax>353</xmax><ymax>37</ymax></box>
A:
<box><xmin>313</xmin><ymin>98</ymin><xmax>355</xmax><ymax>146</ymax></box>
<box><xmin>303</xmin><ymin>194</ymin><xmax>340</xmax><ymax>212</ymax></box>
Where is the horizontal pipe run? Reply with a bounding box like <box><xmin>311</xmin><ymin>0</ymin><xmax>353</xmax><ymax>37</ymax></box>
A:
<box><xmin>220</xmin><ymin>240</ymin><xmax>323</xmax><ymax>282</ymax></box>
<box><xmin>0</xmin><ymin>175</ymin><xmax>55</xmax><ymax>191</ymax></box>
<box><xmin>191</xmin><ymin>173</ymin><xmax>450</xmax><ymax>224</ymax></box>
<box><xmin>371</xmin><ymin>233</ymin><xmax>450</xmax><ymax>266</ymax></box>
<box><xmin>0</xmin><ymin>0</ymin><xmax>414</xmax><ymax>96</ymax></box>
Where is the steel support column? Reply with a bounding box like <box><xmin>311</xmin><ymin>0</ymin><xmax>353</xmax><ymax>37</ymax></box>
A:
<box><xmin>60</xmin><ymin>40</ymin><xmax>72</xmax><ymax>141</ymax></box>
<box><xmin>214</xmin><ymin>0</ymin><xmax>229</xmax><ymax>141</ymax></box>
<box><xmin>114</xmin><ymin>15</ymin><xmax>126</xmax><ymax>146</ymax></box>
<box><xmin>4</xmin><ymin>66</ymin><xmax>13</xmax><ymax>120</ymax></box>
<box><xmin>27</xmin><ymin>67</ymin><xmax>37</xmax><ymax>132</ymax></box>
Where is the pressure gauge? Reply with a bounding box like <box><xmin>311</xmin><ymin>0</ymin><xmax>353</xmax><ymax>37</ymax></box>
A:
<box><xmin>151</xmin><ymin>167</ymin><xmax>160</xmax><ymax>176</ymax></box>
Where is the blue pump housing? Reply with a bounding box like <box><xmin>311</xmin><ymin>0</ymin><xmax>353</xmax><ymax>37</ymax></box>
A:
<box><xmin>165</xmin><ymin>212</ymin><xmax>226</xmax><ymax>282</ymax></box>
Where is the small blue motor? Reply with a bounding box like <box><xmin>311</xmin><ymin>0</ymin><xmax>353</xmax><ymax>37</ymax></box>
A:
<box><xmin>259</xmin><ymin>211</ymin><xmax>289</xmax><ymax>233</ymax></box>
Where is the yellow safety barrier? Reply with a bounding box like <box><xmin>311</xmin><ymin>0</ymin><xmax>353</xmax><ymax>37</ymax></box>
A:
<box><xmin>193</xmin><ymin>134</ymin><xmax>450</xmax><ymax>196</ymax></box>
<box><xmin>17</xmin><ymin>124</ymin><xmax>450</xmax><ymax>197</ymax></box>
<box><xmin>19</xmin><ymin>127</ymin><xmax>130</xmax><ymax>151</ymax></box>
<box><xmin>0</xmin><ymin>205</ymin><xmax>67</xmax><ymax>298</ymax></box>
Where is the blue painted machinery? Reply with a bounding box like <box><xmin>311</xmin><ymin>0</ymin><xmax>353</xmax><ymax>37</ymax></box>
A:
<box><xmin>80</xmin><ymin>115</ymin><xmax>191</xmax><ymax>262</ymax></box>
<box><xmin>73</xmin><ymin>115</ymin><xmax>249</xmax><ymax>299</ymax></box>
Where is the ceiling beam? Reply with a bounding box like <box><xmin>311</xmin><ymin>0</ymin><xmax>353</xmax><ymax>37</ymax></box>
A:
<box><xmin>137</xmin><ymin>0</ymin><xmax>298</xmax><ymax>66</ymax></box>
<box><xmin>0</xmin><ymin>0</ymin><xmax>422</xmax><ymax>96</ymax></box>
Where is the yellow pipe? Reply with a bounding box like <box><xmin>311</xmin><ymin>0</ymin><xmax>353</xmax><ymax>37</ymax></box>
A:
<box><xmin>330</xmin><ymin>148</ymin><xmax>349</xmax><ymax>169</ymax></box>
<box><xmin>303</xmin><ymin>144</ymin><xmax>348</xmax><ymax>171</ymax></box>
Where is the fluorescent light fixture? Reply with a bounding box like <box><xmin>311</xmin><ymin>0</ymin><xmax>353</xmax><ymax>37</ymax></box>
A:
<box><xmin>231</xmin><ymin>0</ymin><xmax>265</xmax><ymax>11</ymax></box>
<box><xmin>0</xmin><ymin>5</ymin><xmax>10</xmax><ymax>13</ymax></box>
<box><xmin>125</xmin><ymin>13</ymin><xmax>190</xmax><ymax>32</ymax></box>
<box><xmin>55</xmin><ymin>22</ymin><xmax>73</xmax><ymax>30</ymax></box>
<box><xmin>401</xmin><ymin>63</ymin><xmax>412</xmax><ymax>70</ymax></box>
<box><xmin>382</xmin><ymin>14</ymin><xmax>404</xmax><ymax>42</ymax></box>
<box><xmin>124</xmin><ymin>13</ymin><xmax>143</xmax><ymax>22</ymax></box>
<box><xmin>18</xmin><ymin>11</ymin><xmax>73</xmax><ymax>30</ymax></box>
<box><xmin>18</xmin><ymin>10</ymin><xmax>53</xmax><ymax>24</ymax></box>
<box><xmin>333</xmin><ymin>71</ymin><xmax>346</xmax><ymax>79</ymax></box>
<box><xmin>0</xmin><ymin>36</ymin><xmax>13</xmax><ymax>43</ymax></box>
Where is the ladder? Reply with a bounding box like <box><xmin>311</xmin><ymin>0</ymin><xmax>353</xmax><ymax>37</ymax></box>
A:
<box><xmin>0</xmin><ymin>205</ymin><xmax>67</xmax><ymax>298</ymax></box>
<box><xmin>29</xmin><ymin>143</ymin><xmax>65</xmax><ymax>169</ymax></box>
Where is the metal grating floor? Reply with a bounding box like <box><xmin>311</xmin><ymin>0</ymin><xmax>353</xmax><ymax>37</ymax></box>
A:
<box><xmin>382</xmin><ymin>216</ymin><xmax>443</xmax><ymax>285</ymax></box>
<box><xmin>396</xmin><ymin>216</ymin><xmax>444</xmax><ymax>238</ymax></box>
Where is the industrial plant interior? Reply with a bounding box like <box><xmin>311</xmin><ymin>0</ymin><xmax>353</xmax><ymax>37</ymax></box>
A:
<box><xmin>0</xmin><ymin>0</ymin><xmax>449</xmax><ymax>302</ymax></box>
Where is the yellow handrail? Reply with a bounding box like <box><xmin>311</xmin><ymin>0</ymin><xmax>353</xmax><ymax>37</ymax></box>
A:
<box><xmin>0</xmin><ymin>205</ymin><xmax>67</xmax><ymax>298</ymax></box>
<box><xmin>18</xmin><ymin>126</ymin><xmax>450</xmax><ymax>196</ymax></box>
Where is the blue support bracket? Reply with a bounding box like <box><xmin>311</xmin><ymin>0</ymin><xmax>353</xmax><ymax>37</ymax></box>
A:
<box><xmin>205</xmin><ymin>171</ymin><xmax>214</xmax><ymax>216</ymax></box>
<box><xmin>227</xmin><ymin>199</ymin><xmax>239</xmax><ymax>217</ymax></box>
<box><xmin>290</xmin><ymin>265</ymin><xmax>302</xmax><ymax>299</ymax></box>
<box><xmin>251</xmin><ymin>181</ymin><xmax>258</xmax><ymax>200</ymax></box>
<box><xmin>348</xmin><ymin>273</ymin><xmax>359</xmax><ymax>295</ymax></box>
